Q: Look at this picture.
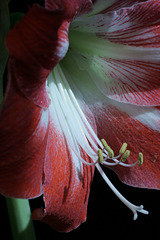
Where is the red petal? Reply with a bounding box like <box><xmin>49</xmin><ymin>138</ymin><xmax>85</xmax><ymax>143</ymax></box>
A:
<box><xmin>32</xmin><ymin>105</ymin><xmax>94</xmax><ymax>232</ymax></box>
<box><xmin>69</xmin><ymin>1</ymin><xmax>160</xmax><ymax>106</ymax></box>
<box><xmin>99</xmin><ymin>1</ymin><xmax>160</xmax><ymax>48</ymax></box>
<box><xmin>97</xmin><ymin>58</ymin><xmax>160</xmax><ymax>106</ymax></box>
<box><xmin>90</xmin><ymin>102</ymin><xmax>160</xmax><ymax>189</ymax></box>
<box><xmin>0</xmin><ymin>59</ymin><xmax>49</xmax><ymax>198</ymax></box>
<box><xmin>65</xmin><ymin>49</ymin><xmax>160</xmax><ymax>106</ymax></box>
<box><xmin>0</xmin><ymin>3</ymin><xmax>74</xmax><ymax>198</ymax></box>
<box><xmin>1</xmin><ymin>3</ymin><xmax>95</xmax><ymax>229</ymax></box>
<box><xmin>5</xmin><ymin>4</ymin><xmax>71</xmax><ymax>108</ymax></box>
<box><xmin>45</xmin><ymin>0</ymin><xmax>93</xmax><ymax>18</ymax></box>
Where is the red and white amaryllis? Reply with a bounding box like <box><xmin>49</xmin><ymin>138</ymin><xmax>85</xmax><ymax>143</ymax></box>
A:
<box><xmin>0</xmin><ymin>0</ymin><xmax>160</xmax><ymax>232</ymax></box>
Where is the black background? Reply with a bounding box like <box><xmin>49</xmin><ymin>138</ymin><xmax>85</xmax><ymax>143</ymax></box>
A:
<box><xmin>1</xmin><ymin>0</ymin><xmax>160</xmax><ymax>239</ymax></box>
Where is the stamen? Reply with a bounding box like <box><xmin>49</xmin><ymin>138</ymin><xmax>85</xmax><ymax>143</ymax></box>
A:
<box><xmin>119</xmin><ymin>143</ymin><xmax>127</xmax><ymax>155</ymax></box>
<box><xmin>97</xmin><ymin>149</ymin><xmax>103</xmax><ymax>164</ymax></box>
<box><xmin>101</xmin><ymin>139</ymin><xmax>114</xmax><ymax>158</ymax></box>
<box><xmin>120</xmin><ymin>150</ymin><xmax>130</xmax><ymax>162</ymax></box>
<box><xmin>138</xmin><ymin>152</ymin><xmax>143</xmax><ymax>165</ymax></box>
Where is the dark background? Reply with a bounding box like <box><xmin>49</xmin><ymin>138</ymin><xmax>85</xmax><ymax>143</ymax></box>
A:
<box><xmin>1</xmin><ymin>0</ymin><xmax>160</xmax><ymax>239</ymax></box>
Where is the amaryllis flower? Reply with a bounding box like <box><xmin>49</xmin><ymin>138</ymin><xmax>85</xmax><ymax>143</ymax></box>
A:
<box><xmin>0</xmin><ymin>0</ymin><xmax>160</xmax><ymax>232</ymax></box>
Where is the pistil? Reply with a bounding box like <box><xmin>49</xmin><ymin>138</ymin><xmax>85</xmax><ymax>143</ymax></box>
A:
<box><xmin>96</xmin><ymin>164</ymin><xmax>149</xmax><ymax>220</ymax></box>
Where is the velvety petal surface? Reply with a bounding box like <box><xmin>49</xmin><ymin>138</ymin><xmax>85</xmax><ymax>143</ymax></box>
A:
<box><xmin>0</xmin><ymin>59</ymin><xmax>48</xmax><ymax>198</ymax></box>
<box><xmin>0</xmin><ymin>3</ymin><xmax>73</xmax><ymax>198</ymax></box>
<box><xmin>70</xmin><ymin>1</ymin><xmax>160</xmax><ymax>106</ymax></box>
<box><xmin>45</xmin><ymin>0</ymin><xmax>93</xmax><ymax>18</ymax></box>
<box><xmin>5</xmin><ymin>4</ymin><xmax>72</xmax><ymax>108</ymax></box>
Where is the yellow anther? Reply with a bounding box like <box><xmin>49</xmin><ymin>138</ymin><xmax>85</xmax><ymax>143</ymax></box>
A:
<box><xmin>119</xmin><ymin>143</ymin><xmax>127</xmax><ymax>155</ymax></box>
<box><xmin>97</xmin><ymin>149</ymin><xmax>103</xmax><ymax>163</ymax></box>
<box><xmin>120</xmin><ymin>150</ymin><xmax>130</xmax><ymax>162</ymax></box>
<box><xmin>101</xmin><ymin>139</ymin><xmax>114</xmax><ymax>158</ymax></box>
<box><xmin>138</xmin><ymin>152</ymin><xmax>143</xmax><ymax>165</ymax></box>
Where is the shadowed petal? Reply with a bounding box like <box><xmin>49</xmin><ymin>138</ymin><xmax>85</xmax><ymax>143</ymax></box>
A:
<box><xmin>0</xmin><ymin>59</ymin><xmax>48</xmax><ymax>198</ymax></box>
<box><xmin>45</xmin><ymin>0</ymin><xmax>93</xmax><ymax>18</ymax></box>
<box><xmin>0</xmin><ymin>0</ymin><xmax>10</xmax><ymax>104</ymax></box>
<box><xmin>0</xmin><ymin>3</ymin><xmax>73</xmax><ymax>198</ymax></box>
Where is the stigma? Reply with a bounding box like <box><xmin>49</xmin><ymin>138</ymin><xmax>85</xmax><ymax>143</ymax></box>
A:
<box><xmin>47</xmin><ymin>64</ymin><xmax>149</xmax><ymax>221</ymax></box>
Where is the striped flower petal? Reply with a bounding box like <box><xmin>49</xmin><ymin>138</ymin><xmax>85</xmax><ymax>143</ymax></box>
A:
<box><xmin>59</xmin><ymin>48</ymin><xmax>160</xmax><ymax>189</ymax></box>
<box><xmin>70</xmin><ymin>1</ymin><xmax>160</xmax><ymax>106</ymax></box>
